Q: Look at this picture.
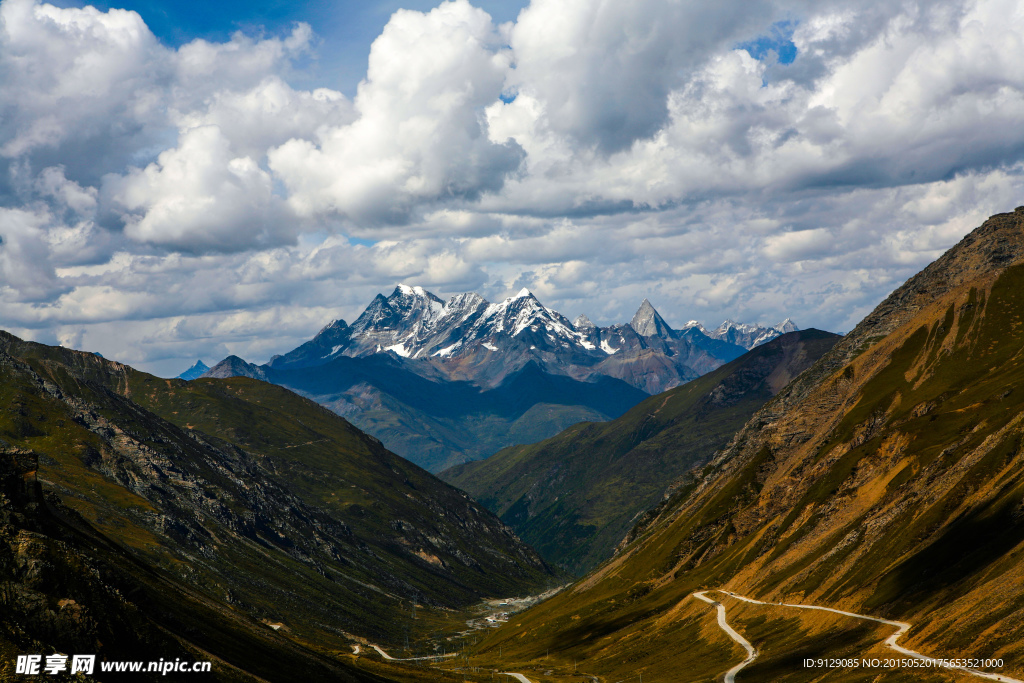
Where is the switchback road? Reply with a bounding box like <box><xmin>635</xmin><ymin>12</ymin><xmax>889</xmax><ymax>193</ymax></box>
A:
<box><xmin>693</xmin><ymin>590</ymin><xmax>1021</xmax><ymax>683</ymax></box>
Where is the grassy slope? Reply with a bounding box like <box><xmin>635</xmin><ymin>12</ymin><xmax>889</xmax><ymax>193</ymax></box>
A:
<box><xmin>0</xmin><ymin>335</ymin><xmax>558</xmax><ymax>677</ymax></box>
<box><xmin>442</xmin><ymin>330</ymin><xmax>839</xmax><ymax>574</ymax></box>
<box><xmin>463</xmin><ymin>208</ymin><xmax>1024</xmax><ymax>682</ymax></box>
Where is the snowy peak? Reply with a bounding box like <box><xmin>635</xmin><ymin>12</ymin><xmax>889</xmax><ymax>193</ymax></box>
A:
<box><xmin>573</xmin><ymin>314</ymin><xmax>596</xmax><ymax>331</ymax></box>
<box><xmin>349</xmin><ymin>285</ymin><xmax>445</xmax><ymax>346</ymax></box>
<box><xmin>629</xmin><ymin>299</ymin><xmax>673</xmax><ymax>338</ymax></box>
<box><xmin>775</xmin><ymin>318</ymin><xmax>798</xmax><ymax>334</ymax></box>
<box><xmin>681</xmin><ymin>320</ymin><xmax>709</xmax><ymax>335</ymax></box>
<box><xmin>396</xmin><ymin>283</ymin><xmax>432</xmax><ymax>298</ymax></box>
<box><xmin>478</xmin><ymin>289</ymin><xmax>580</xmax><ymax>343</ymax></box>
<box><xmin>705</xmin><ymin>318</ymin><xmax>801</xmax><ymax>350</ymax></box>
<box><xmin>261</xmin><ymin>283</ymin><xmax>799</xmax><ymax>384</ymax></box>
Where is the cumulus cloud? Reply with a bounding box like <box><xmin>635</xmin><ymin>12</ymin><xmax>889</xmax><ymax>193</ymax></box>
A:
<box><xmin>505</xmin><ymin>0</ymin><xmax>774</xmax><ymax>153</ymax></box>
<box><xmin>106</xmin><ymin>125</ymin><xmax>296</xmax><ymax>252</ymax></box>
<box><xmin>268</xmin><ymin>0</ymin><xmax>524</xmax><ymax>225</ymax></box>
<box><xmin>2</xmin><ymin>0</ymin><xmax>1024</xmax><ymax>375</ymax></box>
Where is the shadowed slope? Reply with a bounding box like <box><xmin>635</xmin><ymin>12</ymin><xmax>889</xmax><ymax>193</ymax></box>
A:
<box><xmin>206</xmin><ymin>352</ymin><xmax>648</xmax><ymax>472</ymax></box>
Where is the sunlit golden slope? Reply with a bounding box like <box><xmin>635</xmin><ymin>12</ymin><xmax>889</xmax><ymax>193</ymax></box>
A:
<box><xmin>471</xmin><ymin>206</ymin><xmax>1024</xmax><ymax>682</ymax></box>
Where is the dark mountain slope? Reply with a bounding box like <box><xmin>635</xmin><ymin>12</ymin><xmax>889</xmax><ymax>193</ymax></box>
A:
<box><xmin>442</xmin><ymin>330</ymin><xmax>839</xmax><ymax>575</ymax></box>
<box><xmin>206</xmin><ymin>352</ymin><xmax>647</xmax><ymax>472</ymax></box>
<box><xmin>0</xmin><ymin>445</ymin><xmax>386</xmax><ymax>682</ymax></box>
<box><xmin>0</xmin><ymin>333</ymin><xmax>557</xmax><ymax>661</ymax></box>
<box><xmin>470</xmin><ymin>206</ymin><xmax>1024</xmax><ymax>682</ymax></box>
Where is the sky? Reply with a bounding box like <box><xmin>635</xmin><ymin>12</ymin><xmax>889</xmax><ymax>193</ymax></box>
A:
<box><xmin>1</xmin><ymin>0</ymin><xmax>1023</xmax><ymax>376</ymax></box>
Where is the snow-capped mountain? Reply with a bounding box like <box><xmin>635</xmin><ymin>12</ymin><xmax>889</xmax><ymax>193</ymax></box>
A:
<box><xmin>707</xmin><ymin>318</ymin><xmax>800</xmax><ymax>349</ymax></box>
<box><xmin>252</xmin><ymin>284</ymin><xmax>797</xmax><ymax>393</ymax></box>
<box><xmin>203</xmin><ymin>285</ymin><xmax>802</xmax><ymax>470</ymax></box>
<box><xmin>270</xmin><ymin>286</ymin><xmax>601</xmax><ymax>374</ymax></box>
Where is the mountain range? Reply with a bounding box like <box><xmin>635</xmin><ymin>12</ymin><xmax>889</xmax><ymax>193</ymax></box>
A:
<box><xmin>201</xmin><ymin>286</ymin><xmax>797</xmax><ymax>471</ymax></box>
<box><xmin>10</xmin><ymin>205</ymin><xmax>1024</xmax><ymax>681</ymax></box>
<box><xmin>466</xmin><ymin>205</ymin><xmax>1024</xmax><ymax>681</ymax></box>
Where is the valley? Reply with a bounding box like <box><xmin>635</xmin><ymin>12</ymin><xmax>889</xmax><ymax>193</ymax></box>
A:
<box><xmin>5</xmin><ymin>210</ymin><xmax>1024</xmax><ymax>682</ymax></box>
<box><xmin>5</xmin><ymin>1</ymin><xmax>1020</xmax><ymax>680</ymax></box>
<box><xmin>0</xmin><ymin>334</ymin><xmax>559</xmax><ymax>680</ymax></box>
<box><xmin>441</xmin><ymin>329</ymin><xmax>840</xmax><ymax>574</ymax></box>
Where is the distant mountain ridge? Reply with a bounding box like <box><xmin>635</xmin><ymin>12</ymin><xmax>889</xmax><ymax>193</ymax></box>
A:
<box><xmin>176</xmin><ymin>359</ymin><xmax>209</xmax><ymax>380</ymax></box>
<box><xmin>224</xmin><ymin>284</ymin><xmax>797</xmax><ymax>393</ymax></box>
<box><xmin>202</xmin><ymin>286</ymin><xmax>798</xmax><ymax>470</ymax></box>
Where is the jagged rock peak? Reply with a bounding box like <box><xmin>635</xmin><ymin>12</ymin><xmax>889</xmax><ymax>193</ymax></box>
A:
<box><xmin>630</xmin><ymin>299</ymin><xmax>673</xmax><ymax>338</ymax></box>
<box><xmin>176</xmin><ymin>360</ymin><xmax>209</xmax><ymax>381</ymax></box>
<box><xmin>447</xmin><ymin>291</ymin><xmax>488</xmax><ymax>307</ymax></box>
<box><xmin>574</xmin><ymin>314</ymin><xmax>596</xmax><ymax>331</ymax></box>
<box><xmin>315</xmin><ymin>318</ymin><xmax>348</xmax><ymax>337</ymax></box>
<box><xmin>201</xmin><ymin>356</ymin><xmax>267</xmax><ymax>381</ymax></box>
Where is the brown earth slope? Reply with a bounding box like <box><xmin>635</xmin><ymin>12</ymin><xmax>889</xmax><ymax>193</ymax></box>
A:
<box><xmin>472</xmin><ymin>206</ymin><xmax>1024</xmax><ymax>682</ymax></box>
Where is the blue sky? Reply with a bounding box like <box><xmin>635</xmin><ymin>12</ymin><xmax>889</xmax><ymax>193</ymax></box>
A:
<box><xmin>2</xmin><ymin>0</ymin><xmax>1023</xmax><ymax>375</ymax></box>
<box><xmin>50</xmin><ymin>0</ymin><xmax>529</xmax><ymax>94</ymax></box>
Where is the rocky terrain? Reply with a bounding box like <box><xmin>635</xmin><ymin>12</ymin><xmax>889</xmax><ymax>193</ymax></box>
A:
<box><xmin>0</xmin><ymin>442</ymin><xmax>385</xmax><ymax>682</ymax></box>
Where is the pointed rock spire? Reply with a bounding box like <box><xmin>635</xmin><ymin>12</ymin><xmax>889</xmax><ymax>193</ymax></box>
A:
<box><xmin>630</xmin><ymin>299</ymin><xmax>673</xmax><ymax>338</ymax></box>
<box><xmin>176</xmin><ymin>360</ymin><xmax>210</xmax><ymax>380</ymax></box>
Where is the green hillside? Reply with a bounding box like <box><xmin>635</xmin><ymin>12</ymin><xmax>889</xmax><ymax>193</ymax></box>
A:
<box><xmin>442</xmin><ymin>329</ymin><xmax>839</xmax><ymax>574</ymax></box>
<box><xmin>0</xmin><ymin>333</ymin><xmax>558</xmax><ymax>680</ymax></box>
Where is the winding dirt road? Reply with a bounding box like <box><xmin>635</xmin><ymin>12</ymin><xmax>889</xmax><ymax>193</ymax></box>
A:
<box><xmin>693</xmin><ymin>591</ymin><xmax>757</xmax><ymax>683</ymax></box>
<box><xmin>693</xmin><ymin>590</ymin><xmax>1022</xmax><ymax>683</ymax></box>
<box><xmin>351</xmin><ymin>643</ymin><xmax>457</xmax><ymax>662</ymax></box>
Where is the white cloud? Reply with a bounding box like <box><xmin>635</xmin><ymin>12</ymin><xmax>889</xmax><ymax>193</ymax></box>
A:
<box><xmin>267</xmin><ymin>0</ymin><xmax>523</xmax><ymax>224</ymax></box>
<box><xmin>763</xmin><ymin>228</ymin><xmax>834</xmax><ymax>262</ymax></box>
<box><xmin>2</xmin><ymin>0</ymin><xmax>1024</xmax><ymax>375</ymax></box>
<box><xmin>505</xmin><ymin>0</ymin><xmax>774</xmax><ymax>153</ymax></box>
<box><xmin>107</xmin><ymin>125</ymin><xmax>295</xmax><ymax>252</ymax></box>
